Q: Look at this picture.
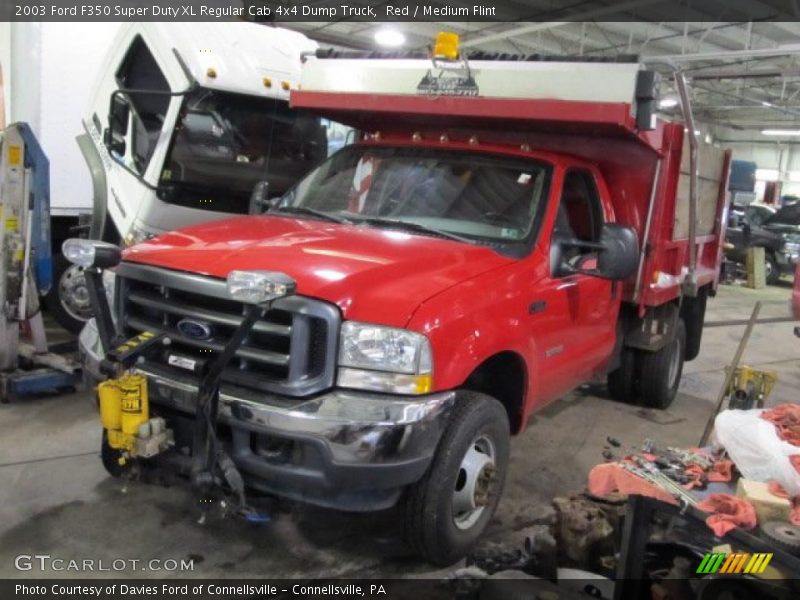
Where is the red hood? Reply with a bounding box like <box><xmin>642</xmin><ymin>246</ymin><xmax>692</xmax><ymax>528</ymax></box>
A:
<box><xmin>123</xmin><ymin>215</ymin><xmax>513</xmax><ymax>327</ymax></box>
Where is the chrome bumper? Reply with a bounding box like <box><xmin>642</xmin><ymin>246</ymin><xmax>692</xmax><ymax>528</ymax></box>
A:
<box><xmin>141</xmin><ymin>366</ymin><xmax>455</xmax><ymax>466</ymax></box>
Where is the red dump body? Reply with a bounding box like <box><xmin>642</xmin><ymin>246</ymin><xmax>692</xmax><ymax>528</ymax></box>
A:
<box><xmin>293</xmin><ymin>83</ymin><xmax>731</xmax><ymax>314</ymax></box>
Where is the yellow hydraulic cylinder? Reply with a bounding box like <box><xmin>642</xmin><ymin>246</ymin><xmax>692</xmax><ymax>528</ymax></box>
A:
<box><xmin>98</xmin><ymin>373</ymin><xmax>149</xmax><ymax>451</ymax></box>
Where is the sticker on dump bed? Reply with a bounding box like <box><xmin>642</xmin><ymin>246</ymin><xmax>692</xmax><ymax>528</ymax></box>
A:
<box><xmin>168</xmin><ymin>354</ymin><xmax>197</xmax><ymax>371</ymax></box>
<box><xmin>7</xmin><ymin>145</ymin><xmax>21</xmax><ymax>166</ymax></box>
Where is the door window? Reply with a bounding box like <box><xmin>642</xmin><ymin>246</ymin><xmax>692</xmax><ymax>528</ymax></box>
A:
<box><xmin>115</xmin><ymin>36</ymin><xmax>170</xmax><ymax>174</ymax></box>
<box><xmin>553</xmin><ymin>170</ymin><xmax>604</xmax><ymax>269</ymax></box>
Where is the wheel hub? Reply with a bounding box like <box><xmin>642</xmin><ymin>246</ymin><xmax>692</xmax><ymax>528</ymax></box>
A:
<box><xmin>59</xmin><ymin>264</ymin><xmax>93</xmax><ymax>321</ymax></box>
<box><xmin>452</xmin><ymin>435</ymin><xmax>496</xmax><ymax>530</ymax></box>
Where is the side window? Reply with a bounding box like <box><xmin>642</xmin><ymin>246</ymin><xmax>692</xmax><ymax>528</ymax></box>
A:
<box><xmin>115</xmin><ymin>36</ymin><xmax>170</xmax><ymax>174</ymax></box>
<box><xmin>554</xmin><ymin>170</ymin><xmax>604</xmax><ymax>265</ymax></box>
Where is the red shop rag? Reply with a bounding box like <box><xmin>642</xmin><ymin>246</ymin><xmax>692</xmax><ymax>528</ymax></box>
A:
<box><xmin>761</xmin><ymin>404</ymin><xmax>800</xmax><ymax>447</ymax></box>
<box><xmin>696</xmin><ymin>493</ymin><xmax>757</xmax><ymax>537</ymax></box>
<box><xmin>768</xmin><ymin>481</ymin><xmax>800</xmax><ymax>526</ymax></box>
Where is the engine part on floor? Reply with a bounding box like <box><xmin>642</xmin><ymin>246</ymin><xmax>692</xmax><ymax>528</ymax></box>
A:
<box><xmin>761</xmin><ymin>521</ymin><xmax>800</xmax><ymax>555</ymax></box>
<box><xmin>699</xmin><ymin>301</ymin><xmax>761</xmax><ymax>446</ymax></box>
<box><xmin>552</xmin><ymin>494</ymin><xmax>619</xmax><ymax>568</ymax></box>
<box><xmin>467</xmin><ymin>524</ymin><xmax>557</xmax><ymax>579</ymax></box>
<box><xmin>725</xmin><ymin>365</ymin><xmax>778</xmax><ymax>410</ymax></box>
<box><xmin>0</xmin><ymin>123</ymin><xmax>80</xmax><ymax>401</ymax></box>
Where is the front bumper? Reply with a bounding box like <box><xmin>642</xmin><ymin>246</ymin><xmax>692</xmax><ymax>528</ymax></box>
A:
<box><xmin>79</xmin><ymin>321</ymin><xmax>454</xmax><ymax>511</ymax></box>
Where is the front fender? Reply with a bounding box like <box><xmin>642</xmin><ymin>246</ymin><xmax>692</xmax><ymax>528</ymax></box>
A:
<box><xmin>407</xmin><ymin>258</ymin><xmax>545</xmax><ymax>418</ymax></box>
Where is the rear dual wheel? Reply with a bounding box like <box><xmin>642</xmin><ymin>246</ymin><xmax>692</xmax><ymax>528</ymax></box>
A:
<box><xmin>606</xmin><ymin>319</ymin><xmax>686</xmax><ymax>410</ymax></box>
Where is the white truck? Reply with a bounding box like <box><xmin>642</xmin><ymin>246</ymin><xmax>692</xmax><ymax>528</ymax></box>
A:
<box><xmin>13</xmin><ymin>22</ymin><xmax>343</xmax><ymax>332</ymax></box>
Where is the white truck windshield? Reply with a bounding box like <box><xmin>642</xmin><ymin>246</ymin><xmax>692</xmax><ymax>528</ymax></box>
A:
<box><xmin>158</xmin><ymin>88</ymin><xmax>330</xmax><ymax>214</ymax></box>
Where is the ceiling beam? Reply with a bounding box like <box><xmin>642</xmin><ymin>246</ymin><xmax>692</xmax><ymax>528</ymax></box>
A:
<box><xmin>460</xmin><ymin>0</ymin><xmax>667</xmax><ymax>48</ymax></box>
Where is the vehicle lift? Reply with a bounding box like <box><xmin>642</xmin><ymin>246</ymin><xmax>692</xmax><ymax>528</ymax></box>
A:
<box><xmin>0</xmin><ymin>122</ymin><xmax>81</xmax><ymax>402</ymax></box>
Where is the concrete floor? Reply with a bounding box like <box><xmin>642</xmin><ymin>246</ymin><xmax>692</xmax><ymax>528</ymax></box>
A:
<box><xmin>1</xmin><ymin>281</ymin><xmax>798</xmax><ymax>579</ymax></box>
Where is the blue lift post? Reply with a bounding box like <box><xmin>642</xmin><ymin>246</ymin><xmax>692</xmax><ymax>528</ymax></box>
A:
<box><xmin>0</xmin><ymin>123</ymin><xmax>80</xmax><ymax>402</ymax></box>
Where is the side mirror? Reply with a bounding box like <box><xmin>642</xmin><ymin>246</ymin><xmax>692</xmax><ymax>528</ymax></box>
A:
<box><xmin>553</xmin><ymin>223</ymin><xmax>639</xmax><ymax>281</ymax></box>
<box><xmin>249</xmin><ymin>181</ymin><xmax>279</xmax><ymax>215</ymax></box>
<box><xmin>593</xmin><ymin>223</ymin><xmax>640</xmax><ymax>280</ymax></box>
<box><xmin>103</xmin><ymin>92</ymin><xmax>130</xmax><ymax>157</ymax></box>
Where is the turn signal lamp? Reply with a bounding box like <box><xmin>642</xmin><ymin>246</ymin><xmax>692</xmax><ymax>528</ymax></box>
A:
<box><xmin>433</xmin><ymin>32</ymin><xmax>460</xmax><ymax>61</ymax></box>
<box><xmin>227</xmin><ymin>270</ymin><xmax>296</xmax><ymax>304</ymax></box>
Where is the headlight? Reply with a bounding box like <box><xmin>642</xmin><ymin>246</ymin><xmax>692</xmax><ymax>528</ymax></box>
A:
<box><xmin>338</xmin><ymin>322</ymin><xmax>432</xmax><ymax>394</ymax></box>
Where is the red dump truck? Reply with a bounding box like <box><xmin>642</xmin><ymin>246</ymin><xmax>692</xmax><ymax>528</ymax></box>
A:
<box><xmin>74</xmin><ymin>39</ymin><xmax>730</xmax><ymax>565</ymax></box>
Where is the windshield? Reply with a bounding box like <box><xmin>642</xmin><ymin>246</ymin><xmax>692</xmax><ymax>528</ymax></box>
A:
<box><xmin>766</xmin><ymin>202</ymin><xmax>800</xmax><ymax>226</ymax></box>
<box><xmin>276</xmin><ymin>145</ymin><xmax>552</xmax><ymax>251</ymax></box>
<box><xmin>157</xmin><ymin>88</ymin><xmax>347</xmax><ymax>214</ymax></box>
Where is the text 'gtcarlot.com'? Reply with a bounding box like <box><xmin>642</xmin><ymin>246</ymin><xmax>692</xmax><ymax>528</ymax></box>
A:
<box><xmin>14</xmin><ymin>554</ymin><xmax>194</xmax><ymax>572</ymax></box>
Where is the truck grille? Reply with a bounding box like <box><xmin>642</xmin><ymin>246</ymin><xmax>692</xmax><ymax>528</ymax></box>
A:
<box><xmin>115</xmin><ymin>262</ymin><xmax>339</xmax><ymax>397</ymax></box>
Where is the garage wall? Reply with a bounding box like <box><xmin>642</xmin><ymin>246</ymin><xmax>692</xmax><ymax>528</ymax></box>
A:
<box><xmin>713</xmin><ymin>125</ymin><xmax>800</xmax><ymax>198</ymax></box>
<box><xmin>5</xmin><ymin>22</ymin><xmax>120</xmax><ymax>214</ymax></box>
<box><xmin>0</xmin><ymin>22</ymin><xmax>9</xmax><ymax>126</ymax></box>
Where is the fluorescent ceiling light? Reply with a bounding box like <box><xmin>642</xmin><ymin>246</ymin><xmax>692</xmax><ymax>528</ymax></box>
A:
<box><xmin>374</xmin><ymin>29</ymin><xmax>405</xmax><ymax>48</ymax></box>
<box><xmin>658</xmin><ymin>97</ymin><xmax>679</xmax><ymax>109</ymax></box>
<box><xmin>762</xmin><ymin>129</ymin><xmax>800</xmax><ymax>136</ymax></box>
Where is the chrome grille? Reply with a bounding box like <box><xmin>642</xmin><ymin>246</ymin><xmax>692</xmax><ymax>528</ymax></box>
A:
<box><xmin>115</xmin><ymin>262</ymin><xmax>339</xmax><ymax>397</ymax></box>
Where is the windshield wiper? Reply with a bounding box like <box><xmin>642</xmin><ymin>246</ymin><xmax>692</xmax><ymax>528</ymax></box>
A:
<box><xmin>272</xmin><ymin>206</ymin><xmax>352</xmax><ymax>224</ymax></box>
<box><xmin>358</xmin><ymin>217</ymin><xmax>472</xmax><ymax>243</ymax></box>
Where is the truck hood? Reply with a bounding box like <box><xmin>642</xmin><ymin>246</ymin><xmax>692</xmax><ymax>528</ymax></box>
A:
<box><xmin>123</xmin><ymin>215</ymin><xmax>514</xmax><ymax>327</ymax></box>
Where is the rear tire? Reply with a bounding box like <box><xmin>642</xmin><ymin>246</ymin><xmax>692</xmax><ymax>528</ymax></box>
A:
<box><xmin>607</xmin><ymin>348</ymin><xmax>639</xmax><ymax>404</ymax></box>
<box><xmin>640</xmin><ymin>319</ymin><xmax>685</xmax><ymax>410</ymax></box>
<box><xmin>766</xmin><ymin>252</ymin><xmax>781</xmax><ymax>285</ymax></box>
<box><xmin>404</xmin><ymin>391</ymin><xmax>510</xmax><ymax>566</ymax></box>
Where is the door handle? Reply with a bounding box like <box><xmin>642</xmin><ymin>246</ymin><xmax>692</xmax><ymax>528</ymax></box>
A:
<box><xmin>529</xmin><ymin>300</ymin><xmax>547</xmax><ymax>314</ymax></box>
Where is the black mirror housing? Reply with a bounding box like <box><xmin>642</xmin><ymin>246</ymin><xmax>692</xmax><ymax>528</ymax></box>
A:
<box><xmin>593</xmin><ymin>223</ymin><xmax>640</xmax><ymax>280</ymax></box>
<box><xmin>555</xmin><ymin>224</ymin><xmax>639</xmax><ymax>281</ymax></box>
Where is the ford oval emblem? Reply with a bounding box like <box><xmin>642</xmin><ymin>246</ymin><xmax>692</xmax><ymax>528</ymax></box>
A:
<box><xmin>177</xmin><ymin>318</ymin><xmax>214</xmax><ymax>341</ymax></box>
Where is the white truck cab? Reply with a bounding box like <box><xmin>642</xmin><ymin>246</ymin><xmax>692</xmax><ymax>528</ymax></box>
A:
<box><xmin>82</xmin><ymin>22</ymin><xmax>321</xmax><ymax>245</ymax></box>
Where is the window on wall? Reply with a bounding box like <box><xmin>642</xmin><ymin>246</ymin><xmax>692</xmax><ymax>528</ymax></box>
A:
<box><xmin>115</xmin><ymin>36</ymin><xmax>170</xmax><ymax>174</ymax></box>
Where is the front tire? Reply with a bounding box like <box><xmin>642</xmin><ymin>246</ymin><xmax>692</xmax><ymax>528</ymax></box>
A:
<box><xmin>404</xmin><ymin>391</ymin><xmax>510</xmax><ymax>566</ymax></box>
<box><xmin>640</xmin><ymin>319</ymin><xmax>685</xmax><ymax>410</ymax></box>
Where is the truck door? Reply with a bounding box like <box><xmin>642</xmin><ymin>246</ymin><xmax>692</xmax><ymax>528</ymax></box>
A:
<box><xmin>534</xmin><ymin>169</ymin><xmax>619</xmax><ymax>401</ymax></box>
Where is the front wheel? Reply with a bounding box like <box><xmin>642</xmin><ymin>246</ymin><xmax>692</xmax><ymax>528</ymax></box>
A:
<box><xmin>404</xmin><ymin>391</ymin><xmax>510</xmax><ymax>566</ymax></box>
<box><xmin>640</xmin><ymin>319</ymin><xmax>685</xmax><ymax>410</ymax></box>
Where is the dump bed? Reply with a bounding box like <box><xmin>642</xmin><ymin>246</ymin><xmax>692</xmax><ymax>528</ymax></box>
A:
<box><xmin>292</xmin><ymin>53</ymin><xmax>731</xmax><ymax>310</ymax></box>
